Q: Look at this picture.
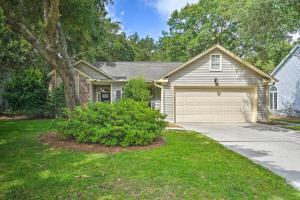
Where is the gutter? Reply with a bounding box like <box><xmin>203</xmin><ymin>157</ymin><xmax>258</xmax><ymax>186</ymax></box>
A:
<box><xmin>154</xmin><ymin>80</ymin><xmax>164</xmax><ymax>114</ymax></box>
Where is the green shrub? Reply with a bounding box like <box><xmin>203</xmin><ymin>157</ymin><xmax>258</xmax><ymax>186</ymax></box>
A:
<box><xmin>122</xmin><ymin>77</ymin><xmax>151</xmax><ymax>102</ymax></box>
<box><xmin>56</xmin><ymin>99</ymin><xmax>166</xmax><ymax>147</ymax></box>
<box><xmin>3</xmin><ymin>68</ymin><xmax>48</xmax><ymax>117</ymax></box>
<box><xmin>45</xmin><ymin>85</ymin><xmax>66</xmax><ymax>118</ymax></box>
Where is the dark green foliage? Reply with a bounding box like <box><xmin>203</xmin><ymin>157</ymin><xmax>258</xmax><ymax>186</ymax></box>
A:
<box><xmin>155</xmin><ymin>0</ymin><xmax>300</xmax><ymax>72</ymax></box>
<box><xmin>3</xmin><ymin>68</ymin><xmax>48</xmax><ymax>117</ymax></box>
<box><xmin>122</xmin><ymin>77</ymin><xmax>151</xmax><ymax>102</ymax></box>
<box><xmin>128</xmin><ymin>33</ymin><xmax>156</xmax><ymax>61</ymax></box>
<box><xmin>57</xmin><ymin>99</ymin><xmax>166</xmax><ymax>147</ymax></box>
<box><xmin>0</xmin><ymin>10</ymin><xmax>46</xmax><ymax>83</ymax></box>
<box><xmin>45</xmin><ymin>85</ymin><xmax>66</xmax><ymax>118</ymax></box>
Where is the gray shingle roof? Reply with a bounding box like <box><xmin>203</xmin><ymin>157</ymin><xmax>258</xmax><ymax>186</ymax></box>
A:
<box><xmin>92</xmin><ymin>61</ymin><xmax>182</xmax><ymax>81</ymax></box>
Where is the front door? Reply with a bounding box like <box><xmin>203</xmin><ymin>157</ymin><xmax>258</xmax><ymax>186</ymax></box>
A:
<box><xmin>96</xmin><ymin>85</ymin><xmax>111</xmax><ymax>103</ymax></box>
<box><xmin>100</xmin><ymin>92</ymin><xmax>110</xmax><ymax>103</ymax></box>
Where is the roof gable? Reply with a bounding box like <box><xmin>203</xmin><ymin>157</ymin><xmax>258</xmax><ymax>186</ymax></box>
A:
<box><xmin>271</xmin><ymin>45</ymin><xmax>300</xmax><ymax>76</ymax></box>
<box><xmin>74</xmin><ymin>60</ymin><xmax>115</xmax><ymax>80</ymax></box>
<box><xmin>160</xmin><ymin>44</ymin><xmax>275</xmax><ymax>82</ymax></box>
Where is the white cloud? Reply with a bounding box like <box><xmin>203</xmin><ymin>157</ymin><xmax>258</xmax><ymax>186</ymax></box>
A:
<box><xmin>120</xmin><ymin>11</ymin><xmax>125</xmax><ymax>16</ymax></box>
<box><xmin>107</xmin><ymin>3</ymin><xmax>120</xmax><ymax>22</ymax></box>
<box><xmin>292</xmin><ymin>32</ymin><xmax>300</xmax><ymax>41</ymax></box>
<box><xmin>143</xmin><ymin>0</ymin><xmax>198</xmax><ymax>18</ymax></box>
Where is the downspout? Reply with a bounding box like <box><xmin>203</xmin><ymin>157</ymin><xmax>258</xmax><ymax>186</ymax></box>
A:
<box><xmin>154</xmin><ymin>80</ymin><xmax>164</xmax><ymax>114</ymax></box>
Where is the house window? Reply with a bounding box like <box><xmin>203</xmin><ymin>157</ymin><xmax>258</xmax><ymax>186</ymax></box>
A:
<box><xmin>210</xmin><ymin>54</ymin><xmax>222</xmax><ymax>71</ymax></box>
<box><xmin>269</xmin><ymin>86</ymin><xmax>278</xmax><ymax>110</ymax></box>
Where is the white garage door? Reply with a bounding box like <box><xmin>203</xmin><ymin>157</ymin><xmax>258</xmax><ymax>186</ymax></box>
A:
<box><xmin>175</xmin><ymin>87</ymin><xmax>256</xmax><ymax>122</ymax></box>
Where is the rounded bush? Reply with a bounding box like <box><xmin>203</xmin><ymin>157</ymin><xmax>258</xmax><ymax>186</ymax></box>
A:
<box><xmin>56</xmin><ymin>99</ymin><xmax>166</xmax><ymax>147</ymax></box>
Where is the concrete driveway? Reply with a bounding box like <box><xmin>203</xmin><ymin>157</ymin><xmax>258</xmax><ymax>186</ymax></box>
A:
<box><xmin>179</xmin><ymin>123</ymin><xmax>300</xmax><ymax>191</ymax></box>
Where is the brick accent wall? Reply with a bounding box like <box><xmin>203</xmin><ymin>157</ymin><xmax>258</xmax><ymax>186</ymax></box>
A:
<box><xmin>79</xmin><ymin>75</ymin><xmax>90</xmax><ymax>104</ymax></box>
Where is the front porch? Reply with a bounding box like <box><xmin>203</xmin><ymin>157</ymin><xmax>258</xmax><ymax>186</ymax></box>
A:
<box><xmin>91</xmin><ymin>84</ymin><xmax>112</xmax><ymax>103</ymax></box>
<box><xmin>87</xmin><ymin>81</ymin><xmax>162</xmax><ymax>111</ymax></box>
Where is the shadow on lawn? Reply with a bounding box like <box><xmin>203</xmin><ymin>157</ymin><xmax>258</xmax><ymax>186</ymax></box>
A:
<box><xmin>0</xmin><ymin>121</ymin><xmax>113</xmax><ymax>199</ymax></box>
<box><xmin>1</xmin><ymin>148</ymin><xmax>111</xmax><ymax>199</ymax></box>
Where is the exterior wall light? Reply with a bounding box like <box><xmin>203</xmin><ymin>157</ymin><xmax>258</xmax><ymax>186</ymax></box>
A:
<box><xmin>214</xmin><ymin>78</ymin><xmax>219</xmax><ymax>86</ymax></box>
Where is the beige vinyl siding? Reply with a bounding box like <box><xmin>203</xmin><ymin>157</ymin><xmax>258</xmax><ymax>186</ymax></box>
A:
<box><xmin>164</xmin><ymin>85</ymin><xmax>173</xmax><ymax>120</ymax></box>
<box><xmin>163</xmin><ymin>49</ymin><xmax>268</xmax><ymax>122</ymax></box>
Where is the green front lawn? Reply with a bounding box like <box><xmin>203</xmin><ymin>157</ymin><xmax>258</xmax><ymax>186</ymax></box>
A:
<box><xmin>283</xmin><ymin>125</ymin><xmax>300</xmax><ymax>132</ymax></box>
<box><xmin>271</xmin><ymin>117</ymin><xmax>300</xmax><ymax>124</ymax></box>
<box><xmin>0</xmin><ymin>120</ymin><xmax>299</xmax><ymax>199</ymax></box>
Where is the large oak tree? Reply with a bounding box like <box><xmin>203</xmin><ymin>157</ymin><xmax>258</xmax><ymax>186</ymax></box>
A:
<box><xmin>0</xmin><ymin>0</ymin><xmax>110</xmax><ymax>111</ymax></box>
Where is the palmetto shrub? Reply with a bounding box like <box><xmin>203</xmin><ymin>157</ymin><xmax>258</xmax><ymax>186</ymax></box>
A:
<box><xmin>56</xmin><ymin>99</ymin><xmax>166</xmax><ymax>147</ymax></box>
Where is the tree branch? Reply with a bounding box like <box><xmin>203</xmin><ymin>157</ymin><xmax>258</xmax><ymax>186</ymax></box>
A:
<box><xmin>44</xmin><ymin>0</ymin><xmax>60</xmax><ymax>46</ymax></box>
<box><xmin>57</xmin><ymin>22</ymin><xmax>72</xmax><ymax>67</ymax></box>
<box><xmin>0</xmin><ymin>2</ymin><xmax>53</xmax><ymax>64</ymax></box>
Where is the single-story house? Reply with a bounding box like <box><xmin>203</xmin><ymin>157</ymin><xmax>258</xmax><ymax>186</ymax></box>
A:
<box><xmin>270</xmin><ymin>44</ymin><xmax>300</xmax><ymax>116</ymax></box>
<box><xmin>49</xmin><ymin>44</ymin><xmax>276</xmax><ymax>123</ymax></box>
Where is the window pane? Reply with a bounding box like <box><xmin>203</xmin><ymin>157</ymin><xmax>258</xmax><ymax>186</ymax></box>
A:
<box><xmin>270</xmin><ymin>93</ymin><xmax>273</xmax><ymax>109</ymax></box>
<box><xmin>274</xmin><ymin>93</ymin><xmax>277</xmax><ymax>110</ymax></box>
<box><xmin>270</xmin><ymin>86</ymin><xmax>277</xmax><ymax>92</ymax></box>
<box><xmin>211</xmin><ymin>55</ymin><xmax>221</xmax><ymax>70</ymax></box>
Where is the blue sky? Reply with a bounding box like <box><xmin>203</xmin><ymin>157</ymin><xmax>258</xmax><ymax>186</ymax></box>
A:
<box><xmin>108</xmin><ymin>0</ymin><xmax>300</xmax><ymax>41</ymax></box>
<box><xmin>107</xmin><ymin>0</ymin><xmax>198</xmax><ymax>40</ymax></box>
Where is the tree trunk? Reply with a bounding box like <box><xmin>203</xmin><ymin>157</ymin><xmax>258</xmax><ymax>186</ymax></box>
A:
<box><xmin>55</xmin><ymin>65</ymin><xmax>79</xmax><ymax>112</ymax></box>
<box><xmin>0</xmin><ymin>0</ymin><xmax>79</xmax><ymax>113</ymax></box>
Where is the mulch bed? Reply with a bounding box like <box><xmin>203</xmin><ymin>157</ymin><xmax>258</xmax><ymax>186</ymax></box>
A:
<box><xmin>167</xmin><ymin>123</ymin><xmax>182</xmax><ymax>128</ymax></box>
<box><xmin>39</xmin><ymin>132</ymin><xmax>165</xmax><ymax>153</ymax></box>
<box><xmin>0</xmin><ymin>115</ymin><xmax>30</xmax><ymax>120</ymax></box>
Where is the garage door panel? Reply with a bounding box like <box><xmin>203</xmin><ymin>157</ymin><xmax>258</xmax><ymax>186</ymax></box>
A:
<box><xmin>175</xmin><ymin>87</ymin><xmax>256</xmax><ymax>122</ymax></box>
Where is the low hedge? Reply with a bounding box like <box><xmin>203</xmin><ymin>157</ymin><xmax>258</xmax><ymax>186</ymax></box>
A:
<box><xmin>56</xmin><ymin>99</ymin><xmax>166</xmax><ymax>147</ymax></box>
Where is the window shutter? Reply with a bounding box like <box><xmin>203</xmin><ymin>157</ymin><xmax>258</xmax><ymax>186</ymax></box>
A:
<box><xmin>116</xmin><ymin>90</ymin><xmax>121</xmax><ymax>101</ymax></box>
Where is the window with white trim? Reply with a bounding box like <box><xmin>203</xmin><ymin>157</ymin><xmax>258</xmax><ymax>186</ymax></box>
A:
<box><xmin>269</xmin><ymin>86</ymin><xmax>278</xmax><ymax>110</ymax></box>
<box><xmin>210</xmin><ymin>54</ymin><xmax>222</xmax><ymax>71</ymax></box>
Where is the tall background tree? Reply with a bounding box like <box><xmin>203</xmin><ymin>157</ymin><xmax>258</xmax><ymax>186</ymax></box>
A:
<box><xmin>155</xmin><ymin>0</ymin><xmax>300</xmax><ymax>72</ymax></box>
<box><xmin>128</xmin><ymin>33</ymin><xmax>156</xmax><ymax>61</ymax></box>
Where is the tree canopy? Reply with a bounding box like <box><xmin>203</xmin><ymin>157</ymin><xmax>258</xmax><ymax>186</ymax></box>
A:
<box><xmin>0</xmin><ymin>0</ymin><xmax>299</xmax><ymax>108</ymax></box>
<box><xmin>155</xmin><ymin>0</ymin><xmax>300</xmax><ymax>72</ymax></box>
<box><xmin>0</xmin><ymin>10</ymin><xmax>46</xmax><ymax>83</ymax></box>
